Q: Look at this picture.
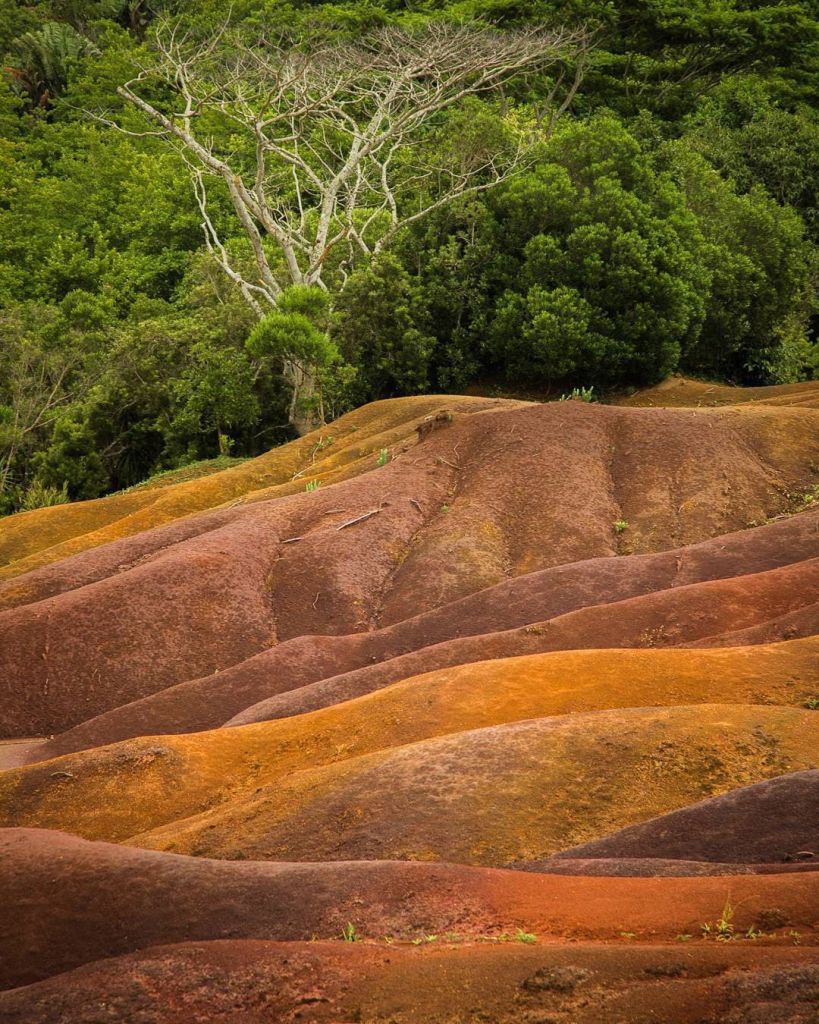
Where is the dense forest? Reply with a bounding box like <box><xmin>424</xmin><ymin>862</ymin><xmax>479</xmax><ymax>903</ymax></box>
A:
<box><xmin>1</xmin><ymin>0</ymin><xmax>817</xmax><ymax>513</ymax></box>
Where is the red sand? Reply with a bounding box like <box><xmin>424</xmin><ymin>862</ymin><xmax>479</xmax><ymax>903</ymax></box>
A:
<box><xmin>2</xmin><ymin>829</ymin><xmax>818</xmax><ymax>990</ymax></box>
<box><xmin>3</xmin><ymin>939</ymin><xmax>818</xmax><ymax>1024</ymax></box>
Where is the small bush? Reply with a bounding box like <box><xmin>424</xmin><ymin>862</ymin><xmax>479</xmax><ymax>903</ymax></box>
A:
<box><xmin>559</xmin><ymin>386</ymin><xmax>595</xmax><ymax>403</ymax></box>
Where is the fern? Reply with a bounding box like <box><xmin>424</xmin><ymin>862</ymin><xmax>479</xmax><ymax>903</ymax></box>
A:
<box><xmin>8</xmin><ymin>23</ymin><xmax>99</xmax><ymax>105</ymax></box>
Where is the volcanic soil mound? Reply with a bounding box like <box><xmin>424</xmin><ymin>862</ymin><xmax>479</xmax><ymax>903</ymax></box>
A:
<box><xmin>4</xmin><ymin>541</ymin><xmax>817</xmax><ymax>744</ymax></box>
<box><xmin>2</xmin><ymin>399</ymin><xmax>818</xmax><ymax>738</ymax></box>
<box><xmin>5</xmin><ymin>705</ymin><xmax>809</xmax><ymax>858</ymax></box>
<box><xmin>620</xmin><ymin>376</ymin><xmax>819</xmax><ymax>409</ymax></box>
<box><xmin>2</xmin><ymin>829</ymin><xmax>818</xmax><ymax>991</ymax></box>
<box><xmin>230</xmin><ymin>558</ymin><xmax>819</xmax><ymax>725</ymax></box>
<box><xmin>127</xmin><ymin>704</ymin><xmax>817</xmax><ymax>863</ymax></box>
<box><xmin>0</xmin><ymin>395</ymin><xmax>507</xmax><ymax>578</ymax></box>
<box><xmin>24</xmin><ymin>507</ymin><xmax>819</xmax><ymax>760</ymax></box>
<box><xmin>2</xmin><ymin>388</ymin><xmax>819</xmax><ymax>1024</ymax></box>
<box><xmin>5</xmin><ymin>640</ymin><xmax>815</xmax><ymax>843</ymax></box>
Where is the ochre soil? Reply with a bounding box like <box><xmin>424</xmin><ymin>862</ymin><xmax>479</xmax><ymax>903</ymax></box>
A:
<box><xmin>1</xmin><ymin>381</ymin><xmax>818</xmax><ymax>1022</ymax></box>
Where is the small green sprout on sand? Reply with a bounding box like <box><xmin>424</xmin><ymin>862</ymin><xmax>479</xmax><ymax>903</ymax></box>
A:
<box><xmin>515</xmin><ymin>929</ymin><xmax>537</xmax><ymax>944</ymax></box>
<box><xmin>341</xmin><ymin>922</ymin><xmax>358</xmax><ymax>942</ymax></box>
<box><xmin>305</xmin><ymin>479</ymin><xmax>321</xmax><ymax>492</ymax></box>
<box><xmin>376</xmin><ymin>448</ymin><xmax>390</xmax><ymax>466</ymax></box>
<box><xmin>441</xmin><ymin>504</ymin><xmax>450</xmax><ymax>513</ymax></box>
<box><xmin>411</xmin><ymin>934</ymin><xmax>439</xmax><ymax>945</ymax></box>
<box><xmin>676</xmin><ymin>934</ymin><xmax>692</xmax><ymax>942</ymax></box>
<box><xmin>701</xmin><ymin>898</ymin><xmax>735</xmax><ymax>941</ymax></box>
<box><xmin>614</xmin><ymin>519</ymin><xmax>629</xmax><ymax>533</ymax></box>
<box><xmin>803</xmin><ymin>696</ymin><xmax>819</xmax><ymax>710</ymax></box>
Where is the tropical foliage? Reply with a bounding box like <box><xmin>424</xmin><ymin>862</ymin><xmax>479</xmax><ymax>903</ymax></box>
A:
<box><xmin>0</xmin><ymin>0</ymin><xmax>817</xmax><ymax>512</ymax></box>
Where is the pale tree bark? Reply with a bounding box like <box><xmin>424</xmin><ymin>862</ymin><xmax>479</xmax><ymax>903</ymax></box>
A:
<box><xmin>104</xmin><ymin>19</ymin><xmax>591</xmax><ymax>433</ymax></box>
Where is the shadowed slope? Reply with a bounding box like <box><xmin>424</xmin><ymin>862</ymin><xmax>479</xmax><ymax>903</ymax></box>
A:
<box><xmin>552</xmin><ymin>771</ymin><xmax>819</xmax><ymax>865</ymax></box>
<box><xmin>3</xmin><ymin>641</ymin><xmax>816</xmax><ymax>841</ymax></box>
<box><xmin>512</xmin><ymin>858</ymin><xmax>819</xmax><ymax>876</ymax></box>
<box><xmin>26</xmin><ymin>508</ymin><xmax>819</xmax><ymax>761</ymax></box>
<box><xmin>2</xmin><ymin>829</ymin><xmax>818</xmax><ymax>991</ymax></box>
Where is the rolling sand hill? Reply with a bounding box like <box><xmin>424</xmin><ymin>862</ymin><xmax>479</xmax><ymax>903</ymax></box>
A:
<box><xmin>1</xmin><ymin>382</ymin><xmax>818</xmax><ymax>1022</ymax></box>
<box><xmin>2</xmin><ymin>399</ymin><xmax>818</xmax><ymax>737</ymax></box>
<box><xmin>19</xmin><ymin>506</ymin><xmax>818</xmax><ymax>760</ymax></box>
<box><xmin>2</xmin><ymin>829</ymin><xmax>818</xmax><ymax>988</ymax></box>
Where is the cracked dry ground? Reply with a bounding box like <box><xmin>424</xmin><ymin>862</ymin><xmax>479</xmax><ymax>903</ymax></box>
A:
<box><xmin>1</xmin><ymin>379</ymin><xmax>818</xmax><ymax>1023</ymax></box>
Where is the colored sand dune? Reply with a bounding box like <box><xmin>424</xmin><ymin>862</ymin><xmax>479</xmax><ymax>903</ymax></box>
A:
<box><xmin>1</xmin><ymin>380</ymin><xmax>818</xmax><ymax>1022</ymax></box>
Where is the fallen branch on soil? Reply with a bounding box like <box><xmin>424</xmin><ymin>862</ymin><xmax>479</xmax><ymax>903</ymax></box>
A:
<box><xmin>336</xmin><ymin>508</ymin><xmax>383</xmax><ymax>530</ymax></box>
<box><xmin>280</xmin><ymin>506</ymin><xmax>384</xmax><ymax>543</ymax></box>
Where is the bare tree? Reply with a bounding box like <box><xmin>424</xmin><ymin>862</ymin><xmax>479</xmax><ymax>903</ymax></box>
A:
<box><xmin>108</xmin><ymin>19</ymin><xmax>591</xmax><ymax>433</ymax></box>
